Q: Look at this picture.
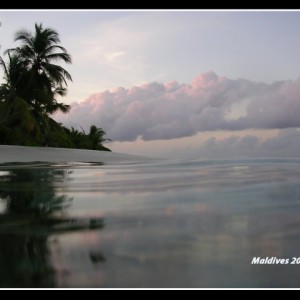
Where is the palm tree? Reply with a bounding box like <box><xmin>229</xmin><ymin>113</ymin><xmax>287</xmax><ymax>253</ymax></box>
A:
<box><xmin>0</xmin><ymin>54</ymin><xmax>39</xmax><ymax>145</ymax></box>
<box><xmin>8</xmin><ymin>23</ymin><xmax>72</xmax><ymax>115</ymax></box>
<box><xmin>0</xmin><ymin>23</ymin><xmax>73</xmax><ymax>146</ymax></box>
<box><xmin>0</xmin><ymin>53</ymin><xmax>27</xmax><ymax>103</ymax></box>
<box><xmin>0</xmin><ymin>23</ymin><xmax>111</xmax><ymax>151</ymax></box>
<box><xmin>89</xmin><ymin>126</ymin><xmax>111</xmax><ymax>150</ymax></box>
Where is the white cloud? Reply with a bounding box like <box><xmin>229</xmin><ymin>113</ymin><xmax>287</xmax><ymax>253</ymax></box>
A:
<box><xmin>104</xmin><ymin>51</ymin><xmax>126</xmax><ymax>62</ymax></box>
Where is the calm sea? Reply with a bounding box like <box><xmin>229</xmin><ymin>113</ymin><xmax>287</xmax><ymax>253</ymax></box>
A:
<box><xmin>1</xmin><ymin>158</ymin><xmax>300</xmax><ymax>288</ymax></box>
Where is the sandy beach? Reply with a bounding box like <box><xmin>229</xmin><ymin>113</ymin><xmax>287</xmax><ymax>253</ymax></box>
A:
<box><xmin>0</xmin><ymin>145</ymin><xmax>149</xmax><ymax>164</ymax></box>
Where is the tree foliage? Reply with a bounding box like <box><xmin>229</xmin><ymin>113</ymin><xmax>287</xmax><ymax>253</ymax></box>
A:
<box><xmin>0</xmin><ymin>23</ymin><xmax>111</xmax><ymax>151</ymax></box>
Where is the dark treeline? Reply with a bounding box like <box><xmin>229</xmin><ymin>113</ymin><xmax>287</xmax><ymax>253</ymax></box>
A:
<box><xmin>0</xmin><ymin>23</ymin><xmax>111</xmax><ymax>152</ymax></box>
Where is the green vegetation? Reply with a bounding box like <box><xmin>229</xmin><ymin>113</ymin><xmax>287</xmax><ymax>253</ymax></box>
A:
<box><xmin>0</xmin><ymin>23</ymin><xmax>111</xmax><ymax>152</ymax></box>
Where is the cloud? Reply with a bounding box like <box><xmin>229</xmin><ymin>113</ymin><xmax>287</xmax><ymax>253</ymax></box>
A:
<box><xmin>151</xmin><ymin>129</ymin><xmax>300</xmax><ymax>159</ymax></box>
<box><xmin>54</xmin><ymin>72</ymin><xmax>300</xmax><ymax>142</ymax></box>
<box><xmin>196</xmin><ymin>129</ymin><xmax>300</xmax><ymax>158</ymax></box>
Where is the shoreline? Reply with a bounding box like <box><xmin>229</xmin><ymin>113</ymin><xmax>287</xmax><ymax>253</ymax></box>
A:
<box><xmin>0</xmin><ymin>145</ymin><xmax>151</xmax><ymax>165</ymax></box>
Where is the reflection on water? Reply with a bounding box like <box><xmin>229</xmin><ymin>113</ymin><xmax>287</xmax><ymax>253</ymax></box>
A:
<box><xmin>0</xmin><ymin>167</ymin><xmax>104</xmax><ymax>288</ymax></box>
<box><xmin>1</xmin><ymin>159</ymin><xmax>300</xmax><ymax>287</ymax></box>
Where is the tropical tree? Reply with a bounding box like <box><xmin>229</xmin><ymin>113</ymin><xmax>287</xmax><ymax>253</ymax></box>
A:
<box><xmin>89</xmin><ymin>126</ymin><xmax>111</xmax><ymax>150</ymax></box>
<box><xmin>0</xmin><ymin>54</ymin><xmax>39</xmax><ymax>145</ymax></box>
<box><xmin>0</xmin><ymin>23</ymin><xmax>111</xmax><ymax>151</ymax></box>
<box><xmin>0</xmin><ymin>23</ymin><xmax>72</xmax><ymax>145</ymax></box>
<box><xmin>7</xmin><ymin>23</ymin><xmax>72</xmax><ymax>116</ymax></box>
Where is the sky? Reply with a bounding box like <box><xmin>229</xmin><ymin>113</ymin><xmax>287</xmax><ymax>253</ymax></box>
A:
<box><xmin>1</xmin><ymin>10</ymin><xmax>300</xmax><ymax>159</ymax></box>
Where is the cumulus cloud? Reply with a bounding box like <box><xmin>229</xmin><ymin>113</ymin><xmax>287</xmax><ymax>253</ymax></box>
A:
<box><xmin>54</xmin><ymin>72</ymin><xmax>300</xmax><ymax>141</ymax></box>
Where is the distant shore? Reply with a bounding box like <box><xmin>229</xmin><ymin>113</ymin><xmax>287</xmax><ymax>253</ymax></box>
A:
<box><xmin>0</xmin><ymin>145</ymin><xmax>149</xmax><ymax>165</ymax></box>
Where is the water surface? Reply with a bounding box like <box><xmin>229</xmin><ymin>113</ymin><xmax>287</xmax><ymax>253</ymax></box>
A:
<box><xmin>1</xmin><ymin>158</ymin><xmax>300</xmax><ymax>288</ymax></box>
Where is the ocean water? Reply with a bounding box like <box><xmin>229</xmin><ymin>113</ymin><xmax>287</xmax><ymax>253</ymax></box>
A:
<box><xmin>1</xmin><ymin>158</ymin><xmax>300</xmax><ymax>288</ymax></box>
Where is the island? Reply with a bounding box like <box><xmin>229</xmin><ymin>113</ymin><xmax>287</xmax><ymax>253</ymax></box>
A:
<box><xmin>0</xmin><ymin>23</ymin><xmax>111</xmax><ymax>152</ymax></box>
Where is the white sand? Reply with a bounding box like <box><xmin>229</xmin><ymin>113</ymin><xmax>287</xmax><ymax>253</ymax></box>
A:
<box><xmin>0</xmin><ymin>145</ymin><xmax>150</xmax><ymax>164</ymax></box>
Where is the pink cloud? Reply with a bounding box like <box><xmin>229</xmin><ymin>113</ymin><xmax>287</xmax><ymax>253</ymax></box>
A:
<box><xmin>54</xmin><ymin>72</ymin><xmax>300</xmax><ymax>141</ymax></box>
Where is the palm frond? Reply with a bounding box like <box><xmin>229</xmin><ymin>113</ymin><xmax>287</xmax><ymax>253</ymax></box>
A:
<box><xmin>0</xmin><ymin>56</ymin><xmax>9</xmax><ymax>79</ymax></box>
<box><xmin>45</xmin><ymin>52</ymin><xmax>72</xmax><ymax>64</ymax></box>
<box><xmin>14</xmin><ymin>30</ymin><xmax>33</xmax><ymax>46</ymax></box>
<box><xmin>45</xmin><ymin>63</ymin><xmax>73</xmax><ymax>85</ymax></box>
